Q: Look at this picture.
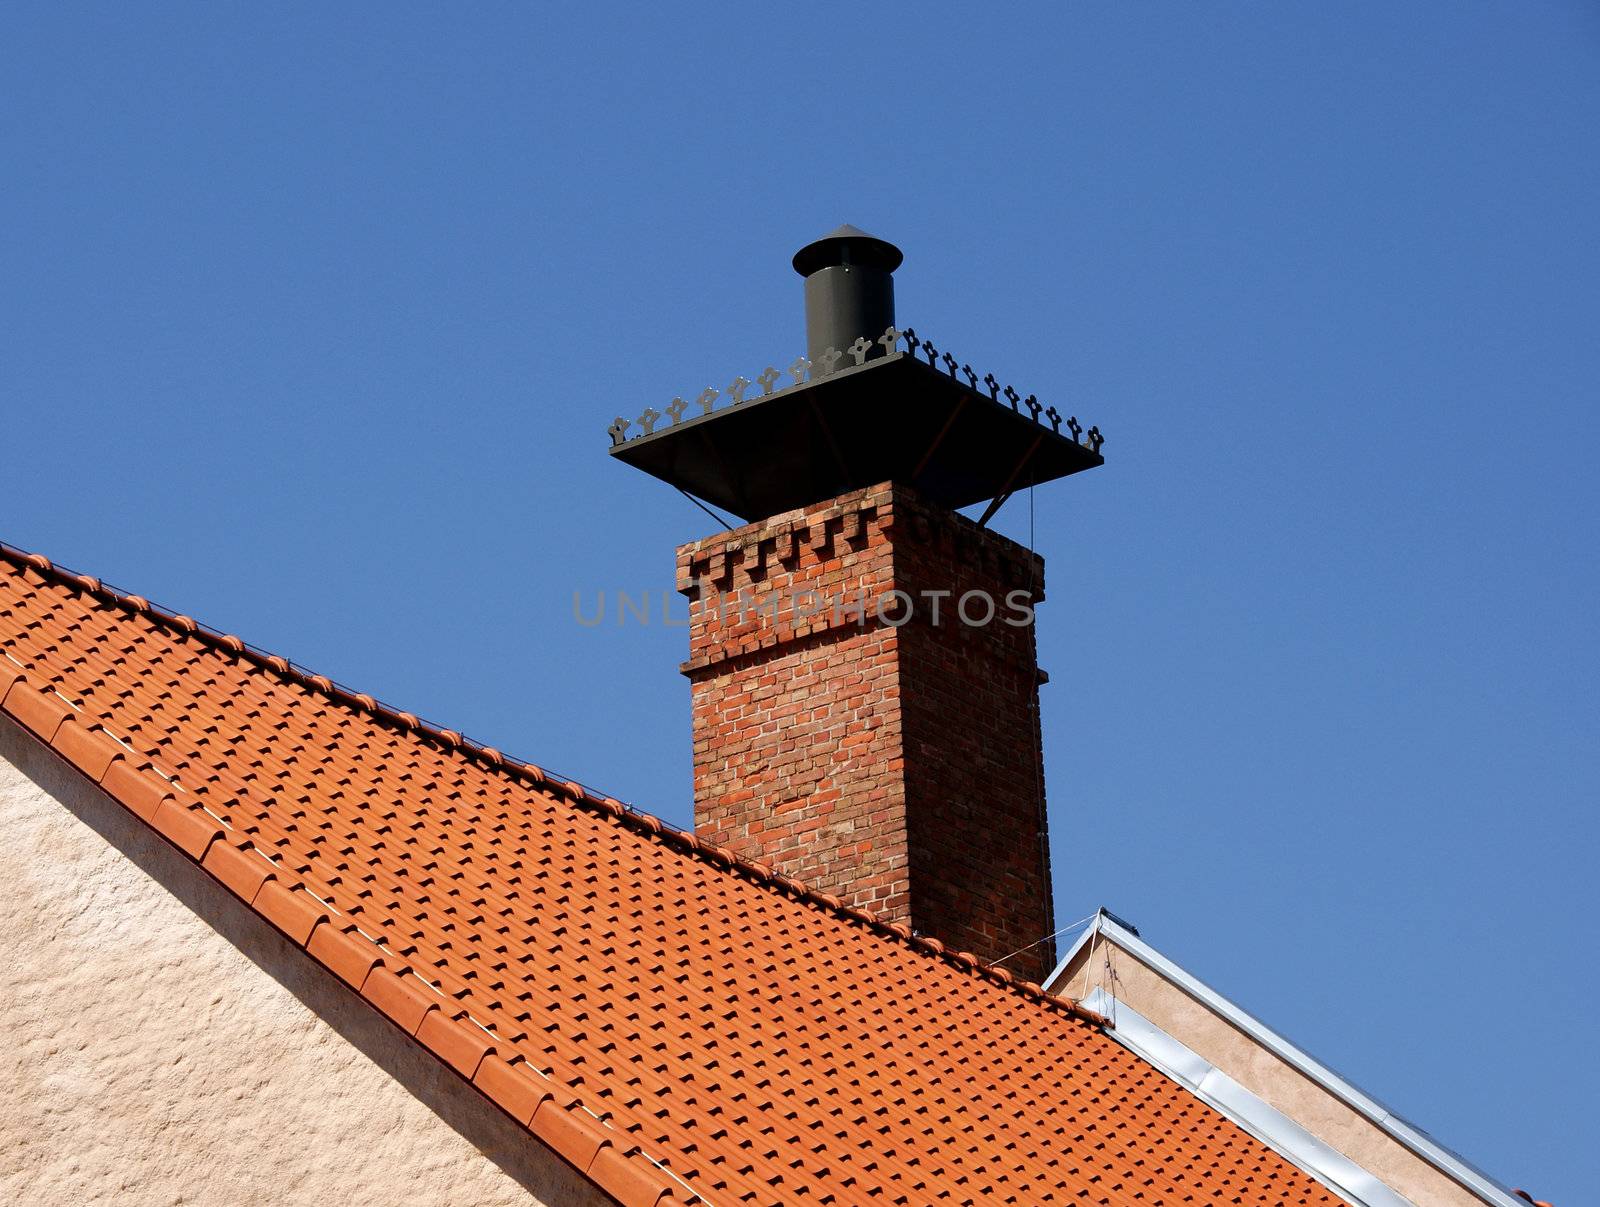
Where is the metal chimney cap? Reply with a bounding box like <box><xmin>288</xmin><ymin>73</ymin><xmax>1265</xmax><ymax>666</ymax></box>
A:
<box><xmin>792</xmin><ymin>224</ymin><xmax>904</xmax><ymax>277</ymax></box>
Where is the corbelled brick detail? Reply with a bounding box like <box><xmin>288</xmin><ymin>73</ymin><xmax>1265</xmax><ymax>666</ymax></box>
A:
<box><xmin>678</xmin><ymin>482</ymin><xmax>1057</xmax><ymax>982</ymax></box>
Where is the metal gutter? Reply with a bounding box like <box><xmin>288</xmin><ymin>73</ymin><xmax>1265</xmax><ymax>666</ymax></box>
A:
<box><xmin>1051</xmin><ymin>911</ymin><xmax>1527</xmax><ymax>1207</ymax></box>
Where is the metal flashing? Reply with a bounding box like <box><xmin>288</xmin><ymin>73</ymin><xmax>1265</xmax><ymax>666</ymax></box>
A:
<box><xmin>1053</xmin><ymin>912</ymin><xmax>1527</xmax><ymax>1207</ymax></box>
<box><xmin>1080</xmin><ymin>988</ymin><xmax>1414</xmax><ymax>1207</ymax></box>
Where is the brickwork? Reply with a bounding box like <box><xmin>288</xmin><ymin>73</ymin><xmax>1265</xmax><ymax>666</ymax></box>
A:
<box><xmin>677</xmin><ymin>482</ymin><xmax>1057</xmax><ymax>982</ymax></box>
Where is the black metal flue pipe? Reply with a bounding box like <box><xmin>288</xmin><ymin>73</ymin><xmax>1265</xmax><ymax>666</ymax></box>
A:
<box><xmin>792</xmin><ymin>225</ymin><xmax>904</xmax><ymax>366</ymax></box>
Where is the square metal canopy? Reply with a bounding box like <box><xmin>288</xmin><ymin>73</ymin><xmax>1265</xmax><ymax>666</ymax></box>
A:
<box><xmin>608</xmin><ymin>351</ymin><xmax>1103</xmax><ymax>522</ymax></box>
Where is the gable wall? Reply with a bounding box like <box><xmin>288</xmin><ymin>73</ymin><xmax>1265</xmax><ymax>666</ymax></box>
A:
<box><xmin>1056</xmin><ymin>933</ymin><xmax>1487</xmax><ymax>1207</ymax></box>
<box><xmin>0</xmin><ymin>715</ymin><xmax>609</xmax><ymax>1207</ymax></box>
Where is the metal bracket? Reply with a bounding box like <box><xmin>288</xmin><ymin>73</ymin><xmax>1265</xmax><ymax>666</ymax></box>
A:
<box><xmin>977</xmin><ymin>430</ymin><xmax>1045</xmax><ymax>528</ymax></box>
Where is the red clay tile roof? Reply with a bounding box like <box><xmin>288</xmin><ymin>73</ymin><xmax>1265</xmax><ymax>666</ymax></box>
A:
<box><xmin>0</xmin><ymin>542</ymin><xmax>1342</xmax><ymax>1206</ymax></box>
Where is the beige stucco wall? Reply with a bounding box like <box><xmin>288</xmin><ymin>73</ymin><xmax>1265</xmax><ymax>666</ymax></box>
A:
<box><xmin>1056</xmin><ymin>931</ymin><xmax>1485</xmax><ymax>1207</ymax></box>
<box><xmin>0</xmin><ymin>715</ymin><xmax>610</xmax><ymax>1207</ymax></box>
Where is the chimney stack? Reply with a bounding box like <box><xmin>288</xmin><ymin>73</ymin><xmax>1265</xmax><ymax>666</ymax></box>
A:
<box><xmin>608</xmin><ymin>227</ymin><xmax>1105</xmax><ymax>982</ymax></box>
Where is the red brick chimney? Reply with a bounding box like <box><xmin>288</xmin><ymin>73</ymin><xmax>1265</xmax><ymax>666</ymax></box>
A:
<box><xmin>608</xmin><ymin>225</ymin><xmax>1104</xmax><ymax>983</ymax></box>
<box><xmin>677</xmin><ymin>482</ymin><xmax>1056</xmax><ymax>981</ymax></box>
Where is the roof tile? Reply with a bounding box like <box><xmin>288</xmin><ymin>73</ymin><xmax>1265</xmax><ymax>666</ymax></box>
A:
<box><xmin>50</xmin><ymin>719</ymin><xmax>124</xmax><ymax>782</ymax></box>
<box><xmin>305</xmin><ymin>921</ymin><xmax>384</xmax><ymax>990</ymax></box>
<box><xmin>0</xmin><ymin>662</ymin><xmax>26</xmax><ymax>703</ymax></box>
<box><xmin>201</xmin><ymin>840</ymin><xmax>275</xmax><ymax>904</ymax></box>
<box><xmin>2</xmin><ymin>681</ymin><xmax>74</xmax><ymax>743</ymax></box>
<box><xmin>588</xmin><ymin>1144</ymin><xmax>679</xmax><ymax>1207</ymax></box>
<box><xmin>149</xmin><ymin>796</ymin><xmax>223</xmax><ymax>861</ymax></box>
<box><xmin>472</xmin><ymin>1054</ymin><xmax>553</xmax><ymax>1125</ymax></box>
<box><xmin>252</xmin><ymin>880</ymin><xmax>328</xmax><ymax>946</ymax></box>
<box><xmin>99</xmin><ymin>758</ymin><xmax>171</xmax><ymax>822</ymax></box>
<box><xmin>529</xmin><ymin>1098</ymin><xmax>608</xmax><ymax>1172</ymax></box>
<box><xmin>361</xmin><ymin>966</ymin><xmax>441</xmax><ymax>1036</ymax></box>
<box><xmin>415</xmin><ymin>1010</ymin><xmax>495</xmax><ymax>1080</ymax></box>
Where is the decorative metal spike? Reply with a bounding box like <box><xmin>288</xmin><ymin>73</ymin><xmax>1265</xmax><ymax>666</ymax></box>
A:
<box><xmin>1045</xmin><ymin>405</ymin><xmax>1062</xmax><ymax>433</ymax></box>
<box><xmin>817</xmin><ymin>346</ymin><xmax>845</xmax><ymax>376</ymax></box>
<box><xmin>962</xmin><ymin>364</ymin><xmax>978</xmax><ymax>389</ymax></box>
<box><xmin>942</xmin><ymin>351</ymin><xmax>959</xmax><ymax>378</ymax></box>
<box><xmin>697</xmin><ymin>387</ymin><xmax>720</xmax><ymax>416</ymax></box>
<box><xmin>665</xmin><ymin>396</ymin><xmax>689</xmax><ymax>424</ymax></box>
<box><xmin>1024</xmin><ymin>394</ymin><xmax>1042</xmax><ymax>420</ymax></box>
<box><xmin>921</xmin><ymin>338</ymin><xmax>939</xmax><ymax>365</ymax></box>
<box><xmin>903</xmin><ymin>327</ymin><xmax>919</xmax><ymax>356</ymax></box>
<box><xmin>788</xmin><ymin>357</ymin><xmax>811</xmax><ymax>385</ymax></box>
<box><xmin>878</xmin><ymin>327</ymin><xmax>900</xmax><ymax>358</ymax></box>
<box><xmin>756</xmin><ymin>366</ymin><xmax>781</xmax><ymax>394</ymax></box>
<box><xmin>637</xmin><ymin>406</ymin><xmax>661</xmax><ymax>435</ymax></box>
<box><xmin>607</xmin><ymin>416</ymin><xmax>631</xmax><ymax>446</ymax></box>
<box><xmin>1066</xmin><ymin>415</ymin><xmax>1082</xmax><ymax>442</ymax></box>
<box><xmin>727</xmin><ymin>375</ymin><xmax>751</xmax><ymax>404</ymax></box>
<box><xmin>1003</xmin><ymin>385</ymin><xmax>1020</xmax><ymax>411</ymax></box>
<box><xmin>983</xmin><ymin>373</ymin><xmax>1000</xmax><ymax>401</ymax></box>
<box><xmin>849</xmin><ymin>336</ymin><xmax>873</xmax><ymax>366</ymax></box>
<box><xmin>1087</xmin><ymin>425</ymin><xmax>1104</xmax><ymax>453</ymax></box>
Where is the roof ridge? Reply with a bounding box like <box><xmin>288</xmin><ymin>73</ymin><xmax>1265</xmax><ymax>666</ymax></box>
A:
<box><xmin>0</xmin><ymin>539</ymin><xmax>1108</xmax><ymax>1029</ymax></box>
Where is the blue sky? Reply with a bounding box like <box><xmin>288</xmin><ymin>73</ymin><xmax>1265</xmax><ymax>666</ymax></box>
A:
<box><xmin>3</xmin><ymin>4</ymin><xmax>1595</xmax><ymax>1199</ymax></box>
